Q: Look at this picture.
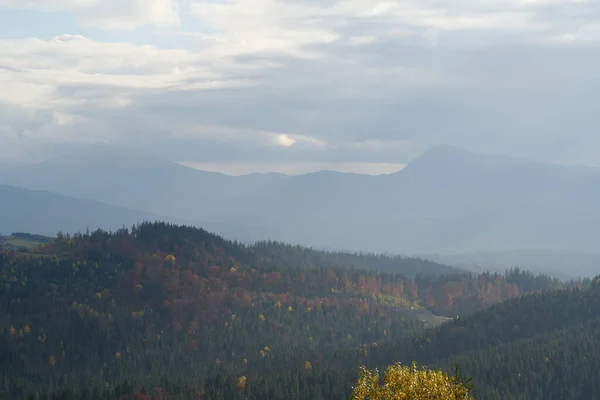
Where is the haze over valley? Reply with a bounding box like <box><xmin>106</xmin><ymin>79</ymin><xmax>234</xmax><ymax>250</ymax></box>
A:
<box><xmin>2</xmin><ymin>145</ymin><xmax>600</xmax><ymax>278</ymax></box>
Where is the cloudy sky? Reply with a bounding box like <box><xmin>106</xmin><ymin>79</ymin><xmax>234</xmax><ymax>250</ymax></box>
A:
<box><xmin>1</xmin><ymin>0</ymin><xmax>600</xmax><ymax>174</ymax></box>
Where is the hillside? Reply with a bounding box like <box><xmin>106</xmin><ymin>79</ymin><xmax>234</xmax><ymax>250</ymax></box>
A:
<box><xmin>0</xmin><ymin>232</ymin><xmax>52</xmax><ymax>250</ymax></box>
<box><xmin>0</xmin><ymin>222</ymin><xmax>574</xmax><ymax>399</ymax></box>
<box><xmin>3</xmin><ymin>146</ymin><xmax>600</xmax><ymax>267</ymax></box>
<box><xmin>0</xmin><ymin>185</ymin><xmax>166</xmax><ymax>236</ymax></box>
<box><xmin>305</xmin><ymin>291</ymin><xmax>600</xmax><ymax>399</ymax></box>
<box><xmin>355</xmin><ymin>285</ymin><xmax>600</xmax><ymax>399</ymax></box>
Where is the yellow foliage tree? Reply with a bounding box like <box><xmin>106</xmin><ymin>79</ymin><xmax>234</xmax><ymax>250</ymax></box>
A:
<box><xmin>237</xmin><ymin>376</ymin><xmax>247</xmax><ymax>391</ymax></box>
<box><xmin>351</xmin><ymin>362</ymin><xmax>473</xmax><ymax>400</ymax></box>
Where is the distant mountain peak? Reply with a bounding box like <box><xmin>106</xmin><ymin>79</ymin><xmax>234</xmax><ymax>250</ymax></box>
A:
<box><xmin>410</xmin><ymin>144</ymin><xmax>478</xmax><ymax>164</ymax></box>
<box><xmin>396</xmin><ymin>145</ymin><xmax>475</xmax><ymax>177</ymax></box>
<box><xmin>423</xmin><ymin>143</ymin><xmax>470</xmax><ymax>154</ymax></box>
<box><xmin>399</xmin><ymin>145</ymin><xmax>540</xmax><ymax>179</ymax></box>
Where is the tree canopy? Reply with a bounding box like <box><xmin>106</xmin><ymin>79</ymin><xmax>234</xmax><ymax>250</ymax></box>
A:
<box><xmin>352</xmin><ymin>362</ymin><xmax>473</xmax><ymax>400</ymax></box>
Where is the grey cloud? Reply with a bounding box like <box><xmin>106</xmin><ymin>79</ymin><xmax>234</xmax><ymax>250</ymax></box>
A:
<box><xmin>25</xmin><ymin>41</ymin><xmax>600</xmax><ymax>165</ymax></box>
<box><xmin>3</xmin><ymin>0</ymin><xmax>600</xmax><ymax>168</ymax></box>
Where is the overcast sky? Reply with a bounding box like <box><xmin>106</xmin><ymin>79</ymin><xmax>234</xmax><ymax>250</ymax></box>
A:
<box><xmin>1</xmin><ymin>0</ymin><xmax>600</xmax><ymax>174</ymax></box>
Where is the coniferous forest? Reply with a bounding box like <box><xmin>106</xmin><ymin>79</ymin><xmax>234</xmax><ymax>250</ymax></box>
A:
<box><xmin>0</xmin><ymin>222</ymin><xmax>596</xmax><ymax>399</ymax></box>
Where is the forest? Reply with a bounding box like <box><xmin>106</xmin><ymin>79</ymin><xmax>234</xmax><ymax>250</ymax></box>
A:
<box><xmin>0</xmin><ymin>222</ymin><xmax>594</xmax><ymax>399</ymax></box>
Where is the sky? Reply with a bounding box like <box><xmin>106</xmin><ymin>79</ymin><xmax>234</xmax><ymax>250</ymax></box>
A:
<box><xmin>1</xmin><ymin>0</ymin><xmax>600</xmax><ymax>174</ymax></box>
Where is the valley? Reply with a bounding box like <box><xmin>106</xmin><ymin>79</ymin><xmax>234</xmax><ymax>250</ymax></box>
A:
<box><xmin>1</xmin><ymin>146</ymin><xmax>599</xmax><ymax>399</ymax></box>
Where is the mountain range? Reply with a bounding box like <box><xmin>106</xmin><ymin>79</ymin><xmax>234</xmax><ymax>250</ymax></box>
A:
<box><xmin>1</xmin><ymin>144</ymin><xmax>599</xmax><ymax>263</ymax></box>
<box><xmin>0</xmin><ymin>185</ymin><xmax>163</xmax><ymax>236</ymax></box>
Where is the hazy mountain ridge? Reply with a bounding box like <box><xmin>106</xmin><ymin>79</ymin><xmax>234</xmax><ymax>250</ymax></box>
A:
<box><xmin>3</xmin><ymin>145</ymin><xmax>600</xmax><ymax>267</ymax></box>
<box><xmin>423</xmin><ymin>249</ymin><xmax>600</xmax><ymax>280</ymax></box>
<box><xmin>0</xmin><ymin>185</ymin><xmax>167</xmax><ymax>236</ymax></box>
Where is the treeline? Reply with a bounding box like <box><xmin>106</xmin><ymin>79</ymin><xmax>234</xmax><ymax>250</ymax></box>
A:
<box><xmin>10</xmin><ymin>233</ymin><xmax>53</xmax><ymax>243</ymax></box>
<box><xmin>0</xmin><ymin>222</ymin><xmax>586</xmax><ymax>399</ymax></box>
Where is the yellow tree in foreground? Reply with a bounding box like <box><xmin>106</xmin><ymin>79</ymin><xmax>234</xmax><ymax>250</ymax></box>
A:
<box><xmin>351</xmin><ymin>362</ymin><xmax>473</xmax><ymax>400</ymax></box>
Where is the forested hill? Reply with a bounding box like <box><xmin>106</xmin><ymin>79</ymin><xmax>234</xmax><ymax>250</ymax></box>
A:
<box><xmin>0</xmin><ymin>222</ymin><xmax>583</xmax><ymax>399</ymax></box>
<box><xmin>329</xmin><ymin>282</ymin><xmax>600</xmax><ymax>399</ymax></box>
<box><xmin>248</xmin><ymin>241</ymin><xmax>463</xmax><ymax>278</ymax></box>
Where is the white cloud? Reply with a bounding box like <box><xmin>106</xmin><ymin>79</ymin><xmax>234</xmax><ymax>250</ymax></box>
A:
<box><xmin>550</xmin><ymin>23</ymin><xmax>600</xmax><ymax>43</ymax></box>
<box><xmin>0</xmin><ymin>34</ymin><xmax>251</xmax><ymax>110</ymax></box>
<box><xmin>1</xmin><ymin>34</ymin><xmax>198</xmax><ymax>77</ymax></box>
<box><xmin>188</xmin><ymin>0</ymin><xmax>545</xmax><ymax>42</ymax></box>
<box><xmin>274</xmin><ymin>134</ymin><xmax>296</xmax><ymax>147</ymax></box>
<box><xmin>518</xmin><ymin>0</ymin><xmax>588</xmax><ymax>5</ymax></box>
<box><xmin>189</xmin><ymin>0</ymin><xmax>341</xmax><ymax>58</ymax></box>
<box><xmin>0</xmin><ymin>0</ymin><xmax>180</xmax><ymax>30</ymax></box>
<box><xmin>346</xmin><ymin>36</ymin><xmax>377</xmax><ymax>46</ymax></box>
<box><xmin>0</xmin><ymin>73</ymin><xmax>55</xmax><ymax>108</ymax></box>
<box><xmin>52</xmin><ymin>111</ymin><xmax>76</xmax><ymax>126</ymax></box>
<box><xmin>172</xmin><ymin>124</ymin><xmax>326</xmax><ymax>150</ymax></box>
<box><xmin>270</xmin><ymin>133</ymin><xmax>327</xmax><ymax>147</ymax></box>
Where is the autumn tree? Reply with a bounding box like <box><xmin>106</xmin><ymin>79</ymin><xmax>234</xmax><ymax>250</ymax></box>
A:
<box><xmin>351</xmin><ymin>362</ymin><xmax>473</xmax><ymax>400</ymax></box>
